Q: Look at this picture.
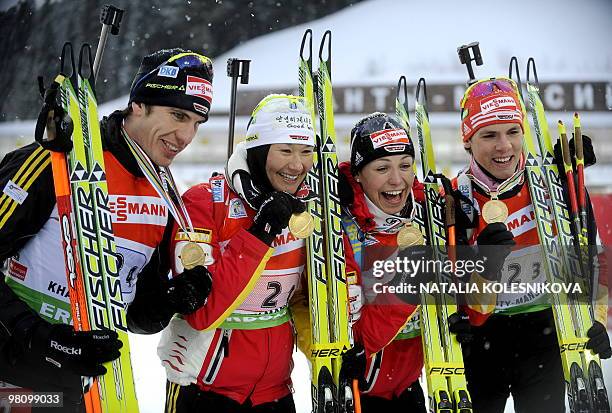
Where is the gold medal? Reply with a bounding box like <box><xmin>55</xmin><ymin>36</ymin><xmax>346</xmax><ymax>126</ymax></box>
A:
<box><xmin>289</xmin><ymin>212</ymin><xmax>314</xmax><ymax>239</ymax></box>
<box><xmin>180</xmin><ymin>241</ymin><xmax>206</xmax><ymax>270</ymax></box>
<box><xmin>482</xmin><ymin>199</ymin><xmax>508</xmax><ymax>224</ymax></box>
<box><xmin>397</xmin><ymin>223</ymin><xmax>424</xmax><ymax>249</ymax></box>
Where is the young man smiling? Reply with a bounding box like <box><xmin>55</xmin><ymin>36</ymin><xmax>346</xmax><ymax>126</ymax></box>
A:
<box><xmin>452</xmin><ymin>77</ymin><xmax>611</xmax><ymax>413</ymax></box>
<box><xmin>0</xmin><ymin>48</ymin><xmax>215</xmax><ymax>411</ymax></box>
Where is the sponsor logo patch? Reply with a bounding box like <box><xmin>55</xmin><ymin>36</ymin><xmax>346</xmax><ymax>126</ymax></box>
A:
<box><xmin>505</xmin><ymin>205</ymin><xmax>536</xmax><ymax>237</ymax></box>
<box><xmin>145</xmin><ymin>83</ymin><xmax>180</xmax><ymax>90</ymax></box>
<box><xmin>193</xmin><ymin>102</ymin><xmax>208</xmax><ymax>115</ymax></box>
<box><xmin>228</xmin><ymin>198</ymin><xmax>247</xmax><ymax>219</ymax></box>
<box><xmin>211</xmin><ymin>179</ymin><xmax>224</xmax><ymax>203</ymax></box>
<box><xmin>158</xmin><ymin>65</ymin><xmax>179</xmax><ymax>78</ymax></box>
<box><xmin>108</xmin><ymin>195</ymin><xmax>168</xmax><ymax>226</ymax></box>
<box><xmin>354</xmin><ymin>151</ymin><xmax>363</xmax><ymax>165</ymax></box>
<box><xmin>369</xmin><ymin>128</ymin><xmax>410</xmax><ymax>149</ymax></box>
<box><xmin>174</xmin><ymin>228</ymin><xmax>213</xmax><ymax>243</ymax></box>
<box><xmin>8</xmin><ymin>259</ymin><xmax>27</xmax><ymax>281</ymax></box>
<box><xmin>480</xmin><ymin>96</ymin><xmax>517</xmax><ymax>113</ymax></box>
<box><xmin>383</xmin><ymin>144</ymin><xmax>406</xmax><ymax>153</ymax></box>
<box><xmin>3</xmin><ymin>180</ymin><xmax>28</xmax><ymax>204</ymax></box>
<box><xmin>186</xmin><ymin>76</ymin><xmax>213</xmax><ymax>104</ymax></box>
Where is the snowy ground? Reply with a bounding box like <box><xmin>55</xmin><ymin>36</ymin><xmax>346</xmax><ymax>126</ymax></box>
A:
<box><xmin>129</xmin><ymin>331</ymin><xmax>612</xmax><ymax>413</ymax></box>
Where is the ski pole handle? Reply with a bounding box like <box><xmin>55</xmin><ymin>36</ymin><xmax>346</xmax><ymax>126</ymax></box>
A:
<box><xmin>457</xmin><ymin>42</ymin><xmax>482</xmax><ymax>85</ymax></box>
<box><xmin>574</xmin><ymin>113</ymin><xmax>586</xmax><ymax>212</ymax></box>
<box><xmin>227</xmin><ymin>58</ymin><xmax>251</xmax><ymax>158</ymax></box>
<box><xmin>93</xmin><ymin>4</ymin><xmax>124</xmax><ymax>81</ymax></box>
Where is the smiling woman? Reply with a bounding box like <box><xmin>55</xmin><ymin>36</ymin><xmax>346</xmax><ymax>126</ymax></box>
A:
<box><xmin>355</xmin><ymin>155</ymin><xmax>414</xmax><ymax>215</ymax></box>
<box><xmin>153</xmin><ymin>93</ymin><xmax>315</xmax><ymax>413</ymax></box>
<box><xmin>337</xmin><ymin>112</ymin><xmax>428</xmax><ymax>413</ymax></box>
<box><xmin>265</xmin><ymin>144</ymin><xmax>314</xmax><ymax>193</ymax></box>
<box><xmin>349</xmin><ymin>112</ymin><xmax>416</xmax><ymax>215</ymax></box>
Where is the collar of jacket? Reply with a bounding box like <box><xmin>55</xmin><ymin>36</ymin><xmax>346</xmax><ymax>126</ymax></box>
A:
<box><xmin>339</xmin><ymin>162</ymin><xmax>377</xmax><ymax>233</ymax></box>
<box><xmin>100</xmin><ymin>111</ymin><xmax>145</xmax><ymax>178</ymax></box>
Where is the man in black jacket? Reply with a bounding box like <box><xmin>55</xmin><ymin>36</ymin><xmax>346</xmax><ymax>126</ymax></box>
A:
<box><xmin>0</xmin><ymin>48</ymin><xmax>214</xmax><ymax>412</ymax></box>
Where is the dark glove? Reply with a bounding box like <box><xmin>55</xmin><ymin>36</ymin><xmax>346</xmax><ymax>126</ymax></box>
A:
<box><xmin>476</xmin><ymin>223</ymin><xmax>515</xmax><ymax>281</ymax></box>
<box><xmin>586</xmin><ymin>321</ymin><xmax>611</xmax><ymax>359</ymax></box>
<box><xmin>248</xmin><ymin>191</ymin><xmax>306</xmax><ymax>245</ymax></box>
<box><xmin>340</xmin><ymin>343</ymin><xmax>366</xmax><ymax>384</ymax></box>
<box><xmin>553</xmin><ymin>134</ymin><xmax>596</xmax><ymax>172</ymax></box>
<box><xmin>390</xmin><ymin>245</ymin><xmax>434</xmax><ymax>304</ymax></box>
<box><xmin>448</xmin><ymin>312</ymin><xmax>474</xmax><ymax>344</ymax></box>
<box><xmin>167</xmin><ymin>265</ymin><xmax>213</xmax><ymax>315</ymax></box>
<box><xmin>28</xmin><ymin>322</ymin><xmax>122</xmax><ymax>376</ymax></box>
<box><xmin>34</xmin><ymin>76</ymin><xmax>73</xmax><ymax>152</ymax></box>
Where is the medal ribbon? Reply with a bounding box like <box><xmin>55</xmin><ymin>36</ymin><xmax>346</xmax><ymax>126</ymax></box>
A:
<box><xmin>121</xmin><ymin>127</ymin><xmax>194</xmax><ymax>237</ymax></box>
<box><xmin>466</xmin><ymin>155</ymin><xmax>526</xmax><ymax>199</ymax></box>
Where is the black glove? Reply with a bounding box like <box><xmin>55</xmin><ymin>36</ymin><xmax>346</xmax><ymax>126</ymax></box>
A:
<box><xmin>390</xmin><ymin>245</ymin><xmax>434</xmax><ymax>304</ymax></box>
<box><xmin>340</xmin><ymin>343</ymin><xmax>366</xmax><ymax>385</ymax></box>
<box><xmin>167</xmin><ymin>265</ymin><xmax>213</xmax><ymax>315</ymax></box>
<box><xmin>248</xmin><ymin>191</ymin><xmax>306</xmax><ymax>245</ymax></box>
<box><xmin>448</xmin><ymin>312</ymin><xmax>474</xmax><ymax>344</ymax></box>
<box><xmin>27</xmin><ymin>321</ymin><xmax>122</xmax><ymax>376</ymax></box>
<box><xmin>34</xmin><ymin>77</ymin><xmax>73</xmax><ymax>153</ymax></box>
<box><xmin>586</xmin><ymin>321</ymin><xmax>611</xmax><ymax>359</ymax></box>
<box><xmin>553</xmin><ymin>134</ymin><xmax>596</xmax><ymax>172</ymax></box>
<box><xmin>476</xmin><ymin>223</ymin><xmax>515</xmax><ymax>281</ymax></box>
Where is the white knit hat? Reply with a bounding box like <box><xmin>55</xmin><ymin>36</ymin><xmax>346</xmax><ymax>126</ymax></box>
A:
<box><xmin>245</xmin><ymin>94</ymin><xmax>315</xmax><ymax>149</ymax></box>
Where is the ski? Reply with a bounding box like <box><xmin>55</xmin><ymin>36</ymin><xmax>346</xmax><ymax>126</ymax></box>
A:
<box><xmin>413</xmin><ymin>78</ymin><xmax>472</xmax><ymax>413</ymax></box>
<box><xmin>299</xmin><ymin>29</ymin><xmax>354</xmax><ymax>413</ymax></box>
<box><xmin>50</xmin><ymin>42</ymin><xmax>138</xmax><ymax>413</ymax></box>
<box><xmin>520</xmin><ymin>57</ymin><xmax>609</xmax><ymax>412</ymax></box>
<box><xmin>50</xmin><ymin>43</ymin><xmax>102</xmax><ymax>413</ymax></box>
<box><xmin>76</xmin><ymin>44</ymin><xmax>138</xmax><ymax>413</ymax></box>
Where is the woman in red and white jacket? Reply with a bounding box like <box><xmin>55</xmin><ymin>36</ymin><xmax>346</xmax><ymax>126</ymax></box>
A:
<box><xmin>338</xmin><ymin>112</ymin><xmax>427</xmax><ymax>412</ymax></box>
<box><xmin>157</xmin><ymin>94</ymin><xmax>315</xmax><ymax>413</ymax></box>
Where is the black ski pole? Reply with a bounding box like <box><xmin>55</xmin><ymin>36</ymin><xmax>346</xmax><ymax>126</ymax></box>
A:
<box><xmin>93</xmin><ymin>4</ymin><xmax>124</xmax><ymax>81</ymax></box>
<box><xmin>457</xmin><ymin>42</ymin><xmax>482</xmax><ymax>85</ymax></box>
<box><xmin>227</xmin><ymin>58</ymin><xmax>251</xmax><ymax>158</ymax></box>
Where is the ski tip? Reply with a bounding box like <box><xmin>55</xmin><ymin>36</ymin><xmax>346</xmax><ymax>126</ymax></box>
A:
<box><xmin>300</xmin><ymin>29</ymin><xmax>313</xmax><ymax>60</ymax></box>
<box><xmin>573</xmin><ymin>112</ymin><xmax>581</xmax><ymax>127</ymax></box>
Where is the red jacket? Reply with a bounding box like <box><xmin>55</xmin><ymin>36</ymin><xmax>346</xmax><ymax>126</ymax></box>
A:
<box><xmin>451</xmin><ymin>172</ymin><xmax>608</xmax><ymax>327</ymax></box>
<box><xmin>340</xmin><ymin>162</ymin><xmax>424</xmax><ymax>399</ymax></box>
<box><xmin>158</xmin><ymin>175</ymin><xmax>306</xmax><ymax>406</ymax></box>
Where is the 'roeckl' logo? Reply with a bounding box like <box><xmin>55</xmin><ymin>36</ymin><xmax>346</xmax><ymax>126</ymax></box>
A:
<box><xmin>50</xmin><ymin>340</ymin><xmax>81</xmax><ymax>356</ymax></box>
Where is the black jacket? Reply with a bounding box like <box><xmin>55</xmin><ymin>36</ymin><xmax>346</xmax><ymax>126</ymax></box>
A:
<box><xmin>0</xmin><ymin>111</ymin><xmax>176</xmax><ymax>390</ymax></box>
